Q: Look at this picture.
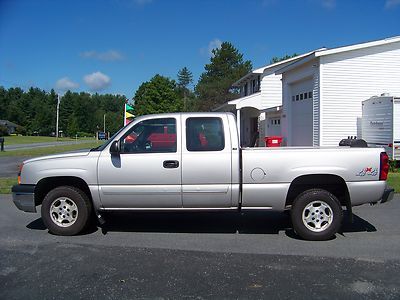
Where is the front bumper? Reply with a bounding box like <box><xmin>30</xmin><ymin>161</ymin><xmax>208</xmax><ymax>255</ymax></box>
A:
<box><xmin>12</xmin><ymin>184</ymin><xmax>36</xmax><ymax>213</ymax></box>
<box><xmin>381</xmin><ymin>187</ymin><xmax>395</xmax><ymax>204</ymax></box>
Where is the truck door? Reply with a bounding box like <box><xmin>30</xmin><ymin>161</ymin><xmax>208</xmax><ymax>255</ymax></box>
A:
<box><xmin>97</xmin><ymin>116</ymin><xmax>182</xmax><ymax>208</ymax></box>
<box><xmin>181</xmin><ymin>115</ymin><xmax>232</xmax><ymax>208</ymax></box>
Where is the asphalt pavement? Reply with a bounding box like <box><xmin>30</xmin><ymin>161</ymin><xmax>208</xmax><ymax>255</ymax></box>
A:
<box><xmin>1</xmin><ymin>194</ymin><xmax>399</xmax><ymax>299</ymax></box>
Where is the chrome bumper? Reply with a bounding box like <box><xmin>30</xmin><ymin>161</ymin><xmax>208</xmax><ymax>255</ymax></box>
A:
<box><xmin>12</xmin><ymin>184</ymin><xmax>36</xmax><ymax>213</ymax></box>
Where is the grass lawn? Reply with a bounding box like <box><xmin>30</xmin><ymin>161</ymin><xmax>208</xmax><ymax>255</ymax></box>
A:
<box><xmin>0</xmin><ymin>177</ymin><xmax>17</xmax><ymax>194</ymax></box>
<box><xmin>387</xmin><ymin>172</ymin><xmax>399</xmax><ymax>193</ymax></box>
<box><xmin>3</xmin><ymin>135</ymin><xmax>94</xmax><ymax>145</ymax></box>
<box><xmin>0</xmin><ymin>141</ymin><xmax>101</xmax><ymax>157</ymax></box>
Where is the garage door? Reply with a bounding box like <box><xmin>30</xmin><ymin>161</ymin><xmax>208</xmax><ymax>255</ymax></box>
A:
<box><xmin>290</xmin><ymin>79</ymin><xmax>313</xmax><ymax>146</ymax></box>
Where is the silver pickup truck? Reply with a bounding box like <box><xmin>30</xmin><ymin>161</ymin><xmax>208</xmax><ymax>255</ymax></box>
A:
<box><xmin>12</xmin><ymin>112</ymin><xmax>394</xmax><ymax>240</ymax></box>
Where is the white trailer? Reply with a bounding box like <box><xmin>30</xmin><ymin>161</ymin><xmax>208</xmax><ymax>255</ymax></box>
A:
<box><xmin>362</xmin><ymin>95</ymin><xmax>400</xmax><ymax>160</ymax></box>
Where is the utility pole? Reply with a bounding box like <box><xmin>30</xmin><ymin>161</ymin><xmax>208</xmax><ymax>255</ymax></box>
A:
<box><xmin>103</xmin><ymin>114</ymin><xmax>106</xmax><ymax>133</ymax></box>
<box><xmin>56</xmin><ymin>94</ymin><xmax>60</xmax><ymax>140</ymax></box>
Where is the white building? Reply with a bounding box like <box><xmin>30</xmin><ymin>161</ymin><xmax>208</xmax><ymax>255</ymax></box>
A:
<box><xmin>277</xmin><ymin>36</ymin><xmax>400</xmax><ymax>146</ymax></box>
<box><xmin>215</xmin><ymin>53</ymin><xmax>312</xmax><ymax>146</ymax></box>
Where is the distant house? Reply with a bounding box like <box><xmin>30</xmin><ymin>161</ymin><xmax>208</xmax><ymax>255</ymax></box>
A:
<box><xmin>217</xmin><ymin>36</ymin><xmax>400</xmax><ymax>147</ymax></box>
<box><xmin>214</xmin><ymin>52</ymin><xmax>312</xmax><ymax>146</ymax></box>
<box><xmin>0</xmin><ymin>120</ymin><xmax>19</xmax><ymax>134</ymax></box>
<box><xmin>277</xmin><ymin>36</ymin><xmax>400</xmax><ymax>146</ymax></box>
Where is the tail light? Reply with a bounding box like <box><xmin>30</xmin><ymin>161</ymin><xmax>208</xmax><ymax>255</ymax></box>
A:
<box><xmin>17</xmin><ymin>163</ymin><xmax>23</xmax><ymax>184</ymax></box>
<box><xmin>380</xmin><ymin>152</ymin><xmax>389</xmax><ymax>181</ymax></box>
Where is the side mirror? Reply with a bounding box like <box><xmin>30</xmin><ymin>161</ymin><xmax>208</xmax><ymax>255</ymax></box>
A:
<box><xmin>109</xmin><ymin>140</ymin><xmax>120</xmax><ymax>154</ymax></box>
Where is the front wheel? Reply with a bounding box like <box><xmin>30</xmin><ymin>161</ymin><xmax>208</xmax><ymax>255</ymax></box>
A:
<box><xmin>41</xmin><ymin>186</ymin><xmax>92</xmax><ymax>236</ymax></box>
<box><xmin>291</xmin><ymin>189</ymin><xmax>343</xmax><ymax>241</ymax></box>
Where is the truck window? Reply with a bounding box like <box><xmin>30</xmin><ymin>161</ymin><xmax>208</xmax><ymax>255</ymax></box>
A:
<box><xmin>186</xmin><ymin>117</ymin><xmax>225</xmax><ymax>151</ymax></box>
<box><xmin>121</xmin><ymin>118</ymin><xmax>177</xmax><ymax>153</ymax></box>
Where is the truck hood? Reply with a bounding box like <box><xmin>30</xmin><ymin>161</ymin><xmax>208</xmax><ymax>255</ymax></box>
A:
<box><xmin>23</xmin><ymin>150</ymin><xmax>91</xmax><ymax>164</ymax></box>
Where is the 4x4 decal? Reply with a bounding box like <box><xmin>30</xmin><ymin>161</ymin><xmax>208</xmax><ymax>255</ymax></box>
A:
<box><xmin>356</xmin><ymin>167</ymin><xmax>378</xmax><ymax>177</ymax></box>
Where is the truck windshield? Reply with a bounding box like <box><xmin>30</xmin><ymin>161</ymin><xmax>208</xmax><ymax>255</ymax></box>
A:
<box><xmin>90</xmin><ymin>125</ymin><xmax>129</xmax><ymax>152</ymax></box>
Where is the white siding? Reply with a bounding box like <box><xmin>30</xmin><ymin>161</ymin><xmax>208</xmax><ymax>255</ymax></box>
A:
<box><xmin>320</xmin><ymin>42</ymin><xmax>400</xmax><ymax>146</ymax></box>
<box><xmin>260</xmin><ymin>71</ymin><xmax>283</xmax><ymax>109</ymax></box>
<box><xmin>313</xmin><ymin>63</ymin><xmax>320</xmax><ymax>146</ymax></box>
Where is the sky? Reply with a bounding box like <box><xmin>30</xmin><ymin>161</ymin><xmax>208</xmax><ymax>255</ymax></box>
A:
<box><xmin>0</xmin><ymin>0</ymin><xmax>400</xmax><ymax>99</ymax></box>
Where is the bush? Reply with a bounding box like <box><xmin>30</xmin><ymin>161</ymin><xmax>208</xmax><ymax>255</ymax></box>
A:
<box><xmin>0</xmin><ymin>125</ymin><xmax>9</xmax><ymax>137</ymax></box>
<box><xmin>76</xmin><ymin>131</ymin><xmax>94</xmax><ymax>138</ymax></box>
<box><xmin>389</xmin><ymin>160</ymin><xmax>399</xmax><ymax>172</ymax></box>
<box><xmin>16</xmin><ymin>125</ymin><xmax>27</xmax><ymax>136</ymax></box>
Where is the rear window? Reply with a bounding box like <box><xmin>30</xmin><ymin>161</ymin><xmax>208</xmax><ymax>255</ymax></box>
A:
<box><xmin>186</xmin><ymin>117</ymin><xmax>224</xmax><ymax>151</ymax></box>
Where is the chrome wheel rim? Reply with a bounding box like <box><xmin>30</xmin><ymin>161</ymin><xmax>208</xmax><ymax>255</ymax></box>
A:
<box><xmin>50</xmin><ymin>197</ymin><xmax>78</xmax><ymax>227</ymax></box>
<box><xmin>302</xmin><ymin>200</ymin><xmax>333</xmax><ymax>232</ymax></box>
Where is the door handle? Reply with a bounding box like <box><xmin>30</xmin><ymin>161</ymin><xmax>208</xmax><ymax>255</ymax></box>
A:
<box><xmin>163</xmin><ymin>160</ymin><xmax>179</xmax><ymax>168</ymax></box>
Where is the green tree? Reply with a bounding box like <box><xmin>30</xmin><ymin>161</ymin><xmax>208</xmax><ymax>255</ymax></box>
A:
<box><xmin>177</xmin><ymin>67</ymin><xmax>193</xmax><ymax>89</ymax></box>
<box><xmin>0</xmin><ymin>87</ymin><xmax>8</xmax><ymax>120</ymax></box>
<box><xmin>270</xmin><ymin>53</ymin><xmax>298</xmax><ymax>64</ymax></box>
<box><xmin>134</xmin><ymin>74</ymin><xmax>183</xmax><ymax>116</ymax></box>
<box><xmin>195</xmin><ymin>42</ymin><xmax>252</xmax><ymax>111</ymax></box>
<box><xmin>177</xmin><ymin>67</ymin><xmax>194</xmax><ymax>111</ymax></box>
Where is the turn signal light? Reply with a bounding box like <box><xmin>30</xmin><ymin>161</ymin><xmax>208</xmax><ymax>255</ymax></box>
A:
<box><xmin>17</xmin><ymin>163</ymin><xmax>23</xmax><ymax>184</ymax></box>
<box><xmin>380</xmin><ymin>152</ymin><xmax>389</xmax><ymax>181</ymax></box>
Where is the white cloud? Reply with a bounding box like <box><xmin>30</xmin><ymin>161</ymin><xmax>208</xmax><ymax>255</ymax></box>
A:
<box><xmin>200</xmin><ymin>38</ymin><xmax>223</xmax><ymax>57</ymax></box>
<box><xmin>80</xmin><ymin>50</ymin><xmax>124</xmax><ymax>61</ymax></box>
<box><xmin>83</xmin><ymin>71</ymin><xmax>111</xmax><ymax>91</ymax></box>
<box><xmin>55</xmin><ymin>77</ymin><xmax>79</xmax><ymax>91</ymax></box>
<box><xmin>385</xmin><ymin>0</ymin><xmax>400</xmax><ymax>9</ymax></box>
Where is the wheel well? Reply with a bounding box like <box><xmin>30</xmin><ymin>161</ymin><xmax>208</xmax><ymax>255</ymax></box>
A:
<box><xmin>285</xmin><ymin>174</ymin><xmax>350</xmax><ymax>208</ymax></box>
<box><xmin>35</xmin><ymin>176</ymin><xmax>92</xmax><ymax>206</ymax></box>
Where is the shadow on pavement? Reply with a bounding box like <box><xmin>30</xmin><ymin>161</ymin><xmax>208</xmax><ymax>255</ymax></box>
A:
<box><xmin>26</xmin><ymin>210</ymin><xmax>376</xmax><ymax>239</ymax></box>
<box><xmin>26</xmin><ymin>217</ymin><xmax>98</xmax><ymax>235</ymax></box>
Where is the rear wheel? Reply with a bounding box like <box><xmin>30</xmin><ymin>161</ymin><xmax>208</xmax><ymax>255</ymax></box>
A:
<box><xmin>41</xmin><ymin>186</ymin><xmax>92</xmax><ymax>236</ymax></box>
<box><xmin>291</xmin><ymin>189</ymin><xmax>343</xmax><ymax>241</ymax></box>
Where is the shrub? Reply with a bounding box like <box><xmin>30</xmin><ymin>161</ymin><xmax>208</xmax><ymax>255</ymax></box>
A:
<box><xmin>76</xmin><ymin>131</ymin><xmax>94</xmax><ymax>138</ymax></box>
<box><xmin>16</xmin><ymin>125</ymin><xmax>27</xmax><ymax>136</ymax></box>
<box><xmin>0</xmin><ymin>125</ymin><xmax>9</xmax><ymax>137</ymax></box>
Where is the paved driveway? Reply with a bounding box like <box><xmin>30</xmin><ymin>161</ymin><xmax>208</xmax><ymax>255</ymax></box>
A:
<box><xmin>1</xmin><ymin>195</ymin><xmax>399</xmax><ymax>299</ymax></box>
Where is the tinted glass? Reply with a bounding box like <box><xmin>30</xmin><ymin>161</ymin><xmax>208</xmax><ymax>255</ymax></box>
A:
<box><xmin>186</xmin><ymin>117</ymin><xmax>224</xmax><ymax>151</ymax></box>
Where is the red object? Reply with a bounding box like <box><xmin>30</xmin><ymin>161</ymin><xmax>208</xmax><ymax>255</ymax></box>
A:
<box><xmin>380</xmin><ymin>152</ymin><xmax>389</xmax><ymax>181</ymax></box>
<box><xmin>264</xmin><ymin>136</ymin><xmax>283</xmax><ymax>147</ymax></box>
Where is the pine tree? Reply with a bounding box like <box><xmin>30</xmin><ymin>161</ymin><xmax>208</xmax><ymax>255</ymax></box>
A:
<box><xmin>177</xmin><ymin>67</ymin><xmax>193</xmax><ymax>111</ymax></box>
<box><xmin>195</xmin><ymin>42</ymin><xmax>252</xmax><ymax>111</ymax></box>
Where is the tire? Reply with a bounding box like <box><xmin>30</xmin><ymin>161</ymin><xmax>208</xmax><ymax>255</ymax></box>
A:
<box><xmin>291</xmin><ymin>189</ymin><xmax>343</xmax><ymax>241</ymax></box>
<box><xmin>41</xmin><ymin>186</ymin><xmax>92</xmax><ymax>236</ymax></box>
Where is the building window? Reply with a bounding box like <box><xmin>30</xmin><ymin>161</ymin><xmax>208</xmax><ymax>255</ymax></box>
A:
<box><xmin>304</xmin><ymin>93</ymin><xmax>308</xmax><ymax>99</ymax></box>
<box><xmin>244</xmin><ymin>83</ymin><xmax>248</xmax><ymax>96</ymax></box>
<box><xmin>296</xmin><ymin>95</ymin><xmax>299</xmax><ymax>101</ymax></box>
<box><xmin>309</xmin><ymin>91</ymin><xmax>313</xmax><ymax>98</ymax></box>
<box><xmin>300</xmin><ymin>94</ymin><xmax>304</xmax><ymax>100</ymax></box>
<box><xmin>252</xmin><ymin>80</ymin><xmax>256</xmax><ymax>94</ymax></box>
<box><xmin>257</xmin><ymin>75</ymin><xmax>261</xmax><ymax>92</ymax></box>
